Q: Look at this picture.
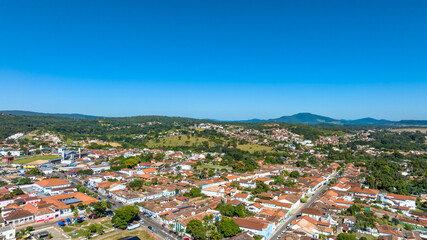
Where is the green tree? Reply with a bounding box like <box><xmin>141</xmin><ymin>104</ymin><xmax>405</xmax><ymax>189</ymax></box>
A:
<box><xmin>289</xmin><ymin>171</ymin><xmax>301</xmax><ymax>178</ymax></box>
<box><xmin>27</xmin><ymin>168</ymin><xmax>42</xmax><ymax>175</ymax></box>
<box><xmin>129</xmin><ymin>179</ymin><xmax>145</xmax><ymax>190</ymax></box>
<box><xmin>111</xmin><ymin>205</ymin><xmax>139</xmax><ymax>229</ymax></box>
<box><xmin>124</xmin><ymin>159</ymin><xmax>138</xmax><ymax>168</ymax></box>
<box><xmin>217</xmin><ymin>217</ymin><xmax>241</xmax><ymax>237</ymax></box>
<box><xmin>209</xmin><ymin>231</ymin><xmax>222</xmax><ymax>240</ymax></box>
<box><xmin>216</xmin><ymin>202</ymin><xmax>235</xmax><ymax>217</ymax></box>
<box><xmin>186</xmin><ymin>220</ymin><xmax>206</xmax><ymax>240</ymax></box>
<box><xmin>251</xmin><ymin>181</ymin><xmax>270</xmax><ymax>194</ymax></box>
<box><xmin>208</xmin><ymin>169</ymin><xmax>215</xmax><ymax>177</ymax></box>
<box><xmin>336</xmin><ymin>233</ymin><xmax>357</xmax><ymax>240</ymax></box>
<box><xmin>186</xmin><ymin>187</ymin><xmax>203</xmax><ymax>198</ymax></box>
<box><xmin>235</xmin><ymin>204</ymin><xmax>246</xmax><ymax>218</ymax></box>
<box><xmin>90</xmin><ymin>201</ymin><xmax>111</xmax><ymax>217</ymax></box>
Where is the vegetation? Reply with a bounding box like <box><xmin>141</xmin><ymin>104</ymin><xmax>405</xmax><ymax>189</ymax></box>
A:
<box><xmin>14</xmin><ymin>155</ymin><xmax>58</xmax><ymax>164</ymax></box>
<box><xmin>111</xmin><ymin>205</ymin><xmax>139</xmax><ymax>229</ymax></box>
<box><xmin>186</xmin><ymin>216</ymin><xmax>241</xmax><ymax>240</ymax></box>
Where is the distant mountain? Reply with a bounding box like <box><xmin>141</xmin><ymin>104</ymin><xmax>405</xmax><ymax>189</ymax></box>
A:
<box><xmin>346</xmin><ymin>117</ymin><xmax>392</xmax><ymax>124</ymax></box>
<box><xmin>270</xmin><ymin>113</ymin><xmax>341</xmax><ymax>124</ymax></box>
<box><xmin>244</xmin><ymin>113</ymin><xmax>426</xmax><ymax>125</ymax></box>
<box><xmin>0</xmin><ymin>110</ymin><xmax>100</xmax><ymax>119</ymax></box>
<box><xmin>1</xmin><ymin>110</ymin><xmax>426</xmax><ymax>125</ymax></box>
<box><xmin>398</xmin><ymin>120</ymin><xmax>427</xmax><ymax>125</ymax></box>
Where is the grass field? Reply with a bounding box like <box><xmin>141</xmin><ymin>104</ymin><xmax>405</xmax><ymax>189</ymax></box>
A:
<box><xmin>236</xmin><ymin>143</ymin><xmax>274</xmax><ymax>153</ymax></box>
<box><xmin>93</xmin><ymin>229</ymin><xmax>155</xmax><ymax>240</ymax></box>
<box><xmin>146</xmin><ymin>135</ymin><xmax>216</xmax><ymax>148</ymax></box>
<box><xmin>14</xmin><ymin>155</ymin><xmax>59</xmax><ymax>164</ymax></box>
<box><xmin>197</xmin><ymin>164</ymin><xmax>232</xmax><ymax>171</ymax></box>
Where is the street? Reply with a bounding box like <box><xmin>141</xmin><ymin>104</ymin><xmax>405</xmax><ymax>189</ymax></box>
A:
<box><xmin>65</xmin><ymin>174</ymin><xmax>179</xmax><ymax>240</ymax></box>
<box><xmin>269</xmin><ymin>171</ymin><xmax>339</xmax><ymax>240</ymax></box>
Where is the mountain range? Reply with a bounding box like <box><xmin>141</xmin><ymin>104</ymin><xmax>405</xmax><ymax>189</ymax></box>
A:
<box><xmin>0</xmin><ymin>110</ymin><xmax>100</xmax><ymax>119</ymax></box>
<box><xmin>1</xmin><ymin>110</ymin><xmax>426</xmax><ymax>125</ymax></box>
<box><xmin>244</xmin><ymin>113</ymin><xmax>394</xmax><ymax>125</ymax></box>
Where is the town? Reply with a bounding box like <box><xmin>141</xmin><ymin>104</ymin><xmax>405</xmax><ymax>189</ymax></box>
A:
<box><xmin>0</xmin><ymin>116</ymin><xmax>425</xmax><ymax>240</ymax></box>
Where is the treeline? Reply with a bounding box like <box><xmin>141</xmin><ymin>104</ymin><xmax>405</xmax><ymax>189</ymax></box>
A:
<box><xmin>356</xmin><ymin>130</ymin><xmax>427</xmax><ymax>151</ymax></box>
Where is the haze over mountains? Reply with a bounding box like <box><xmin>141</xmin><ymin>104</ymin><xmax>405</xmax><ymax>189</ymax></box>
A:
<box><xmin>0</xmin><ymin>110</ymin><xmax>100</xmax><ymax>119</ymax></box>
<box><xmin>1</xmin><ymin>110</ymin><xmax>426</xmax><ymax>125</ymax></box>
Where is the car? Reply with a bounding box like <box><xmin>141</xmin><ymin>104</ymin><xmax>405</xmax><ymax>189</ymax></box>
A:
<box><xmin>148</xmin><ymin>226</ymin><xmax>152</xmax><ymax>230</ymax></box>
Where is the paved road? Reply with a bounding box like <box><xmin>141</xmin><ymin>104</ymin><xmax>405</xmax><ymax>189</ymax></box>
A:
<box><xmin>269</xmin><ymin>171</ymin><xmax>339</xmax><ymax>240</ymax></box>
<box><xmin>65</xmin><ymin>175</ymin><xmax>178</xmax><ymax>240</ymax></box>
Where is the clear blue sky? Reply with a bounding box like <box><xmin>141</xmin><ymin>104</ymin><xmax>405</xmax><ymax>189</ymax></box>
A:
<box><xmin>0</xmin><ymin>0</ymin><xmax>426</xmax><ymax>120</ymax></box>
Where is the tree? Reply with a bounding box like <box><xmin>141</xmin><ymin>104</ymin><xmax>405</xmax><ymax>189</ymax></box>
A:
<box><xmin>16</xmin><ymin>177</ymin><xmax>31</xmax><ymax>184</ymax></box>
<box><xmin>203</xmin><ymin>214</ymin><xmax>214</xmax><ymax>228</ymax></box>
<box><xmin>27</xmin><ymin>168</ymin><xmax>42</xmax><ymax>176</ymax></box>
<box><xmin>336</xmin><ymin>233</ymin><xmax>357</xmax><ymax>240</ymax></box>
<box><xmin>90</xmin><ymin>201</ymin><xmax>111</xmax><ymax>217</ymax></box>
<box><xmin>12</xmin><ymin>189</ymin><xmax>25</xmax><ymax>196</ymax></box>
<box><xmin>209</xmin><ymin>231</ymin><xmax>222</xmax><ymax>240</ymax></box>
<box><xmin>77</xmin><ymin>202</ymin><xmax>85</xmax><ymax>210</ymax></box>
<box><xmin>129</xmin><ymin>179</ymin><xmax>145</xmax><ymax>190</ymax></box>
<box><xmin>111</xmin><ymin>205</ymin><xmax>139</xmax><ymax>229</ymax></box>
<box><xmin>186</xmin><ymin>187</ymin><xmax>203</xmax><ymax>198</ymax></box>
<box><xmin>125</xmin><ymin>159</ymin><xmax>138</xmax><ymax>168</ymax></box>
<box><xmin>217</xmin><ymin>217</ymin><xmax>241</xmax><ymax>237</ymax></box>
<box><xmin>77</xmin><ymin>169</ymin><xmax>94</xmax><ymax>176</ymax></box>
<box><xmin>186</xmin><ymin>220</ymin><xmax>206</xmax><ymax>240</ymax></box>
<box><xmin>216</xmin><ymin>202</ymin><xmax>235</xmax><ymax>217</ymax></box>
<box><xmin>295</xmin><ymin>161</ymin><xmax>307</xmax><ymax>168</ymax></box>
<box><xmin>273</xmin><ymin>175</ymin><xmax>285</xmax><ymax>185</ymax></box>
<box><xmin>235</xmin><ymin>204</ymin><xmax>246</xmax><ymax>218</ymax></box>
<box><xmin>232</xmin><ymin>161</ymin><xmax>246</xmax><ymax>172</ymax></box>
<box><xmin>251</xmin><ymin>181</ymin><xmax>269</xmax><ymax>194</ymax></box>
<box><xmin>208</xmin><ymin>169</ymin><xmax>215</xmax><ymax>177</ymax></box>
<box><xmin>289</xmin><ymin>171</ymin><xmax>300</xmax><ymax>178</ymax></box>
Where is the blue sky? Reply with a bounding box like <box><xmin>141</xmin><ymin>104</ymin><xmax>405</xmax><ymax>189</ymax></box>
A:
<box><xmin>0</xmin><ymin>0</ymin><xmax>426</xmax><ymax>120</ymax></box>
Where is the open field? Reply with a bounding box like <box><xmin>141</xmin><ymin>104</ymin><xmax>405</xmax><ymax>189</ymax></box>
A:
<box><xmin>146</xmin><ymin>135</ymin><xmax>217</xmax><ymax>148</ymax></box>
<box><xmin>14</xmin><ymin>155</ymin><xmax>59</xmax><ymax>164</ymax></box>
<box><xmin>93</xmin><ymin>229</ymin><xmax>155</xmax><ymax>240</ymax></box>
<box><xmin>236</xmin><ymin>143</ymin><xmax>274</xmax><ymax>153</ymax></box>
<box><xmin>196</xmin><ymin>164</ymin><xmax>232</xmax><ymax>171</ymax></box>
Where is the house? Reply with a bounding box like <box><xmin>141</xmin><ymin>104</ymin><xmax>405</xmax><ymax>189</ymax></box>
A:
<box><xmin>88</xmin><ymin>165</ymin><xmax>110</xmax><ymax>173</ymax></box>
<box><xmin>34</xmin><ymin>179</ymin><xmax>71</xmax><ymax>195</ymax></box>
<box><xmin>381</xmin><ymin>193</ymin><xmax>417</xmax><ymax>210</ymax></box>
<box><xmin>96</xmin><ymin>182</ymin><xmax>126</xmax><ymax>196</ymax></box>
<box><xmin>22</xmin><ymin>201</ymin><xmax>61</xmax><ymax>223</ymax></box>
<box><xmin>201</xmin><ymin>186</ymin><xmax>225</xmax><ymax>197</ymax></box>
<box><xmin>247</xmin><ymin>202</ymin><xmax>263</xmax><ymax>213</ymax></box>
<box><xmin>258</xmin><ymin>200</ymin><xmax>292</xmax><ymax>210</ymax></box>
<box><xmin>330</xmin><ymin>182</ymin><xmax>351</xmax><ymax>192</ymax></box>
<box><xmin>300</xmin><ymin>207</ymin><xmax>324</xmax><ymax>221</ymax></box>
<box><xmin>87</xmin><ymin>177</ymin><xmax>104</xmax><ymax>188</ymax></box>
<box><xmin>3</xmin><ymin>209</ymin><xmax>34</xmax><ymax>226</ymax></box>
<box><xmin>174</xmin><ymin>212</ymin><xmax>214</xmax><ymax>232</ymax></box>
<box><xmin>142</xmin><ymin>168</ymin><xmax>158</xmax><ymax>175</ymax></box>
<box><xmin>348</xmin><ymin>187</ymin><xmax>379</xmax><ymax>201</ymax></box>
<box><xmin>278</xmin><ymin>194</ymin><xmax>302</xmax><ymax>211</ymax></box>
<box><xmin>233</xmin><ymin>217</ymin><xmax>274</xmax><ymax>240</ymax></box>
<box><xmin>43</xmin><ymin>192</ymin><xmax>99</xmax><ymax>216</ymax></box>
<box><xmin>234</xmin><ymin>193</ymin><xmax>250</xmax><ymax>202</ymax></box>
<box><xmin>0</xmin><ymin>225</ymin><xmax>15</xmax><ymax>240</ymax></box>
<box><xmin>290</xmin><ymin>215</ymin><xmax>333</xmax><ymax>237</ymax></box>
<box><xmin>377</xmin><ymin>224</ymin><xmax>404</xmax><ymax>239</ymax></box>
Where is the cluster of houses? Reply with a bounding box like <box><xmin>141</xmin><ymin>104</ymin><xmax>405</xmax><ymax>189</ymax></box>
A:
<box><xmin>0</xmin><ymin>126</ymin><xmax>425</xmax><ymax>240</ymax></box>
<box><xmin>0</xmin><ymin>177</ymin><xmax>99</xmax><ymax>240</ymax></box>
